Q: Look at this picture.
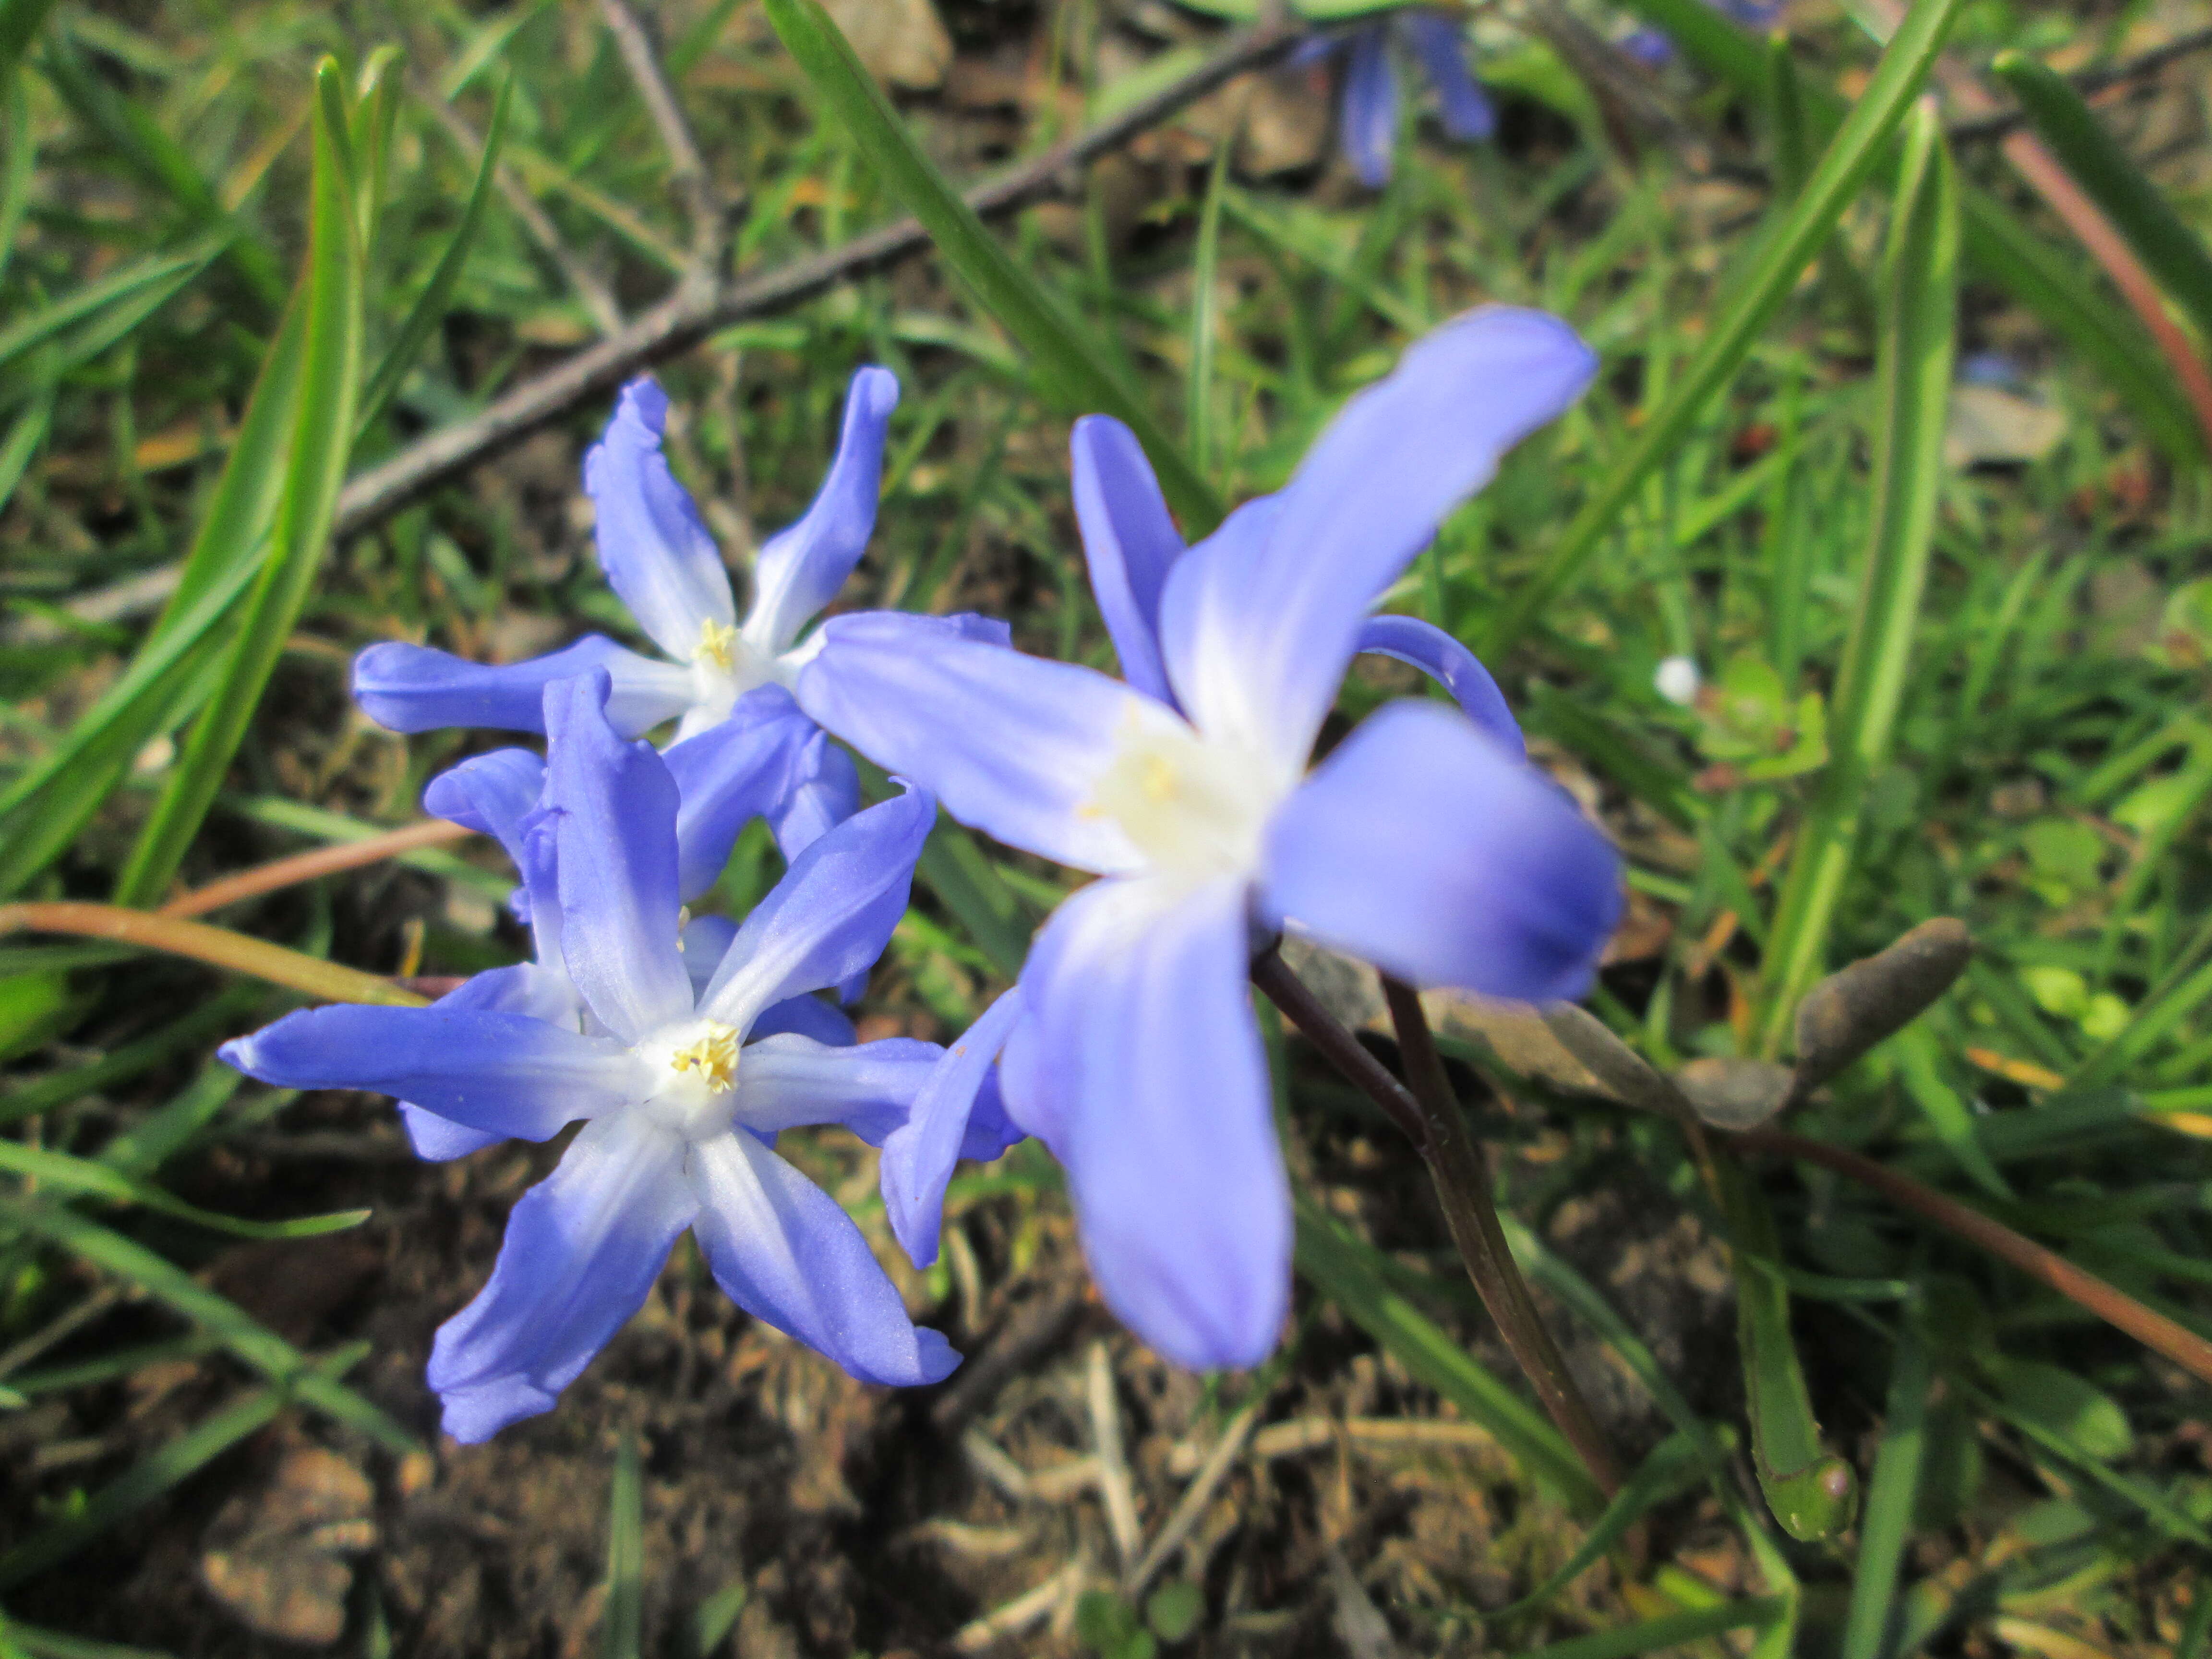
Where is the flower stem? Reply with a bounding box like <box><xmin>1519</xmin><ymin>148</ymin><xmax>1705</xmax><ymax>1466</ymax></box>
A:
<box><xmin>1249</xmin><ymin>947</ymin><xmax>1622</xmax><ymax>1497</ymax></box>
<box><xmin>1379</xmin><ymin>974</ymin><xmax>1623</xmax><ymax>1498</ymax></box>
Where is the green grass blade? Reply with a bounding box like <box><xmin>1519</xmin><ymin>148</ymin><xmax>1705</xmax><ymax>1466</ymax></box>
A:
<box><xmin>0</xmin><ymin>0</ymin><xmax>59</xmax><ymax>82</ymax></box>
<box><xmin>0</xmin><ymin>1140</ymin><xmax>368</xmax><ymax>1239</ymax></box>
<box><xmin>0</xmin><ymin>1344</ymin><xmax>371</xmax><ymax>1590</ymax></box>
<box><xmin>1759</xmin><ymin>109</ymin><xmax>1958</xmax><ymax>1043</ymax></box>
<box><xmin>2</xmin><ymin>1616</ymin><xmax>170</xmax><ymax>1659</ymax></box>
<box><xmin>1714</xmin><ymin>1152</ymin><xmax>1857</xmax><ymax>1541</ymax></box>
<box><xmin>762</xmin><ymin>0</ymin><xmax>1223</xmax><ymax>534</ymax></box>
<box><xmin>0</xmin><ymin>987</ymin><xmax>267</xmax><ymax>1127</ymax></box>
<box><xmin>357</xmin><ymin>76</ymin><xmax>511</xmax><ymax>434</ymax></box>
<box><xmin>115</xmin><ymin>60</ymin><xmax>367</xmax><ymax>907</ymax></box>
<box><xmin>1292</xmin><ymin>1199</ymin><xmax>1602</xmax><ymax>1513</ymax></box>
<box><xmin>0</xmin><ymin>236</ymin><xmax>224</xmax><ymax>379</ymax></box>
<box><xmin>4</xmin><ymin>1200</ymin><xmax>415</xmax><ymax>1453</ymax></box>
<box><xmin>0</xmin><ymin>284</ymin><xmax>307</xmax><ymax>900</ymax></box>
<box><xmin>1187</xmin><ymin>142</ymin><xmax>1229</xmax><ymax>480</ymax></box>
<box><xmin>1520</xmin><ymin>1599</ymin><xmax>1787</xmax><ymax>1659</ymax></box>
<box><xmin>1482</xmin><ymin>0</ymin><xmax>1965</xmax><ymax>656</ymax></box>
<box><xmin>1993</xmin><ymin>51</ymin><xmax>2212</xmax><ymax>349</ymax></box>
<box><xmin>0</xmin><ymin>65</ymin><xmax>37</xmax><ymax>287</ymax></box>
<box><xmin>601</xmin><ymin>1428</ymin><xmax>645</xmax><ymax>1659</ymax></box>
<box><xmin>1838</xmin><ymin>1323</ymin><xmax>1929</xmax><ymax>1659</ymax></box>
<box><xmin>1498</xmin><ymin>1430</ymin><xmax>1711</xmax><ymax>1617</ymax></box>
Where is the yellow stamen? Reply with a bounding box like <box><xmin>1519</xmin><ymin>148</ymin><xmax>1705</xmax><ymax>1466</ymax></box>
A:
<box><xmin>696</xmin><ymin>618</ymin><xmax>738</xmax><ymax>672</ymax></box>
<box><xmin>667</xmin><ymin>1022</ymin><xmax>740</xmax><ymax>1093</ymax></box>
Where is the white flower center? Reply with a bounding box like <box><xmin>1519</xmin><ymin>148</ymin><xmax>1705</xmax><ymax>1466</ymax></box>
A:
<box><xmin>632</xmin><ymin>1017</ymin><xmax>743</xmax><ymax>1140</ymax></box>
<box><xmin>683</xmin><ymin>616</ymin><xmax>792</xmax><ymax>735</ymax></box>
<box><xmin>1084</xmin><ymin>714</ymin><xmax>1283</xmax><ymax>881</ymax></box>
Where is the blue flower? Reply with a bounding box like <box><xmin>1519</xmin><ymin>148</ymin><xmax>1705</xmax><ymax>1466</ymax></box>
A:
<box><xmin>1309</xmin><ymin>8</ymin><xmax>1496</xmax><ymax>189</ymax></box>
<box><xmin>353</xmin><ymin>370</ymin><xmax>914</xmax><ymax>867</ymax></box>
<box><xmin>221</xmin><ymin>672</ymin><xmax>972</xmax><ymax>1441</ymax></box>
<box><xmin>793</xmin><ymin>307</ymin><xmax>1625</xmax><ymax>1370</ymax></box>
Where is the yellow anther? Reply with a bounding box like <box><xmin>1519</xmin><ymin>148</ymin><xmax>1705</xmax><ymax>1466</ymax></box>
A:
<box><xmin>667</xmin><ymin>1022</ymin><xmax>740</xmax><ymax>1093</ymax></box>
<box><xmin>696</xmin><ymin>618</ymin><xmax>738</xmax><ymax>672</ymax></box>
<box><xmin>1140</xmin><ymin>754</ymin><xmax>1177</xmax><ymax>804</ymax></box>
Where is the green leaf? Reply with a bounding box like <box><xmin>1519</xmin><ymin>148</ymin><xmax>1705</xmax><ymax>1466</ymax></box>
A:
<box><xmin>1760</xmin><ymin>106</ymin><xmax>1958</xmax><ymax>1045</ymax></box>
<box><xmin>2</xmin><ymin>1200</ymin><xmax>414</xmax><ymax>1453</ymax></box>
<box><xmin>1985</xmin><ymin>1356</ymin><xmax>2134</xmax><ymax>1461</ymax></box>
<box><xmin>1187</xmin><ymin>143</ymin><xmax>1229</xmax><ymax>481</ymax></box>
<box><xmin>762</xmin><ymin>0</ymin><xmax>1222</xmax><ymax>533</ymax></box>
<box><xmin>1839</xmin><ymin>1324</ymin><xmax>1930</xmax><ymax>1659</ymax></box>
<box><xmin>1994</xmin><ymin>51</ymin><xmax>2212</xmax><ymax>352</ymax></box>
<box><xmin>1144</xmin><ymin>1582</ymin><xmax>1203</xmax><ymax>1644</ymax></box>
<box><xmin>0</xmin><ymin>1139</ymin><xmax>368</xmax><ymax>1239</ymax></box>
<box><xmin>1518</xmin><ymin>1599</ymin><xmax>1788</xmax><ymax>1659</ymax></box>
<box><xmin>358</xmin><ymin>75</ymin><xmax>511</xmax><ymax>433</ymax></box>
<box><xmin>1482</xmin><ymin>0</ymin><xmax>1968</xmax><ymax>656</ymax></box>
<box><xmin>601</xmin><ymin>1428</ymin><xmax>645</xmax><ymax>1659</ymax></box>
<box><xmin>0</xmin><ymin>1344</ymin><xmax>372</xmax><ymax>1590</ymax></box>
<box><xmin>1292</xmin><ymin>1198</ymin><xmax>1602</xmax><ymax>1514</ymax></box>
<box><xmin>0</xmin><ymin>0</ymin><xmax>61</xmax><ymax>84</ymax></box>
<box><xmin>116</xmin><ymin>59</ymin><xmax>368</xmax><ymax>906</ymax></box>
<box><xmin>1714</xmin><ymin>1153</ymin><xmax>1858</xmax><ymax>1541</ymax></box>
<box><xmin>0</xmin><ymin>971</ymin><xmax>71</xmax><ymax>1061</ymax></box>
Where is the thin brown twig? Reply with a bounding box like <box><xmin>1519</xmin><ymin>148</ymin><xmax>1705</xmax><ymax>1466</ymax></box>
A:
<box><xmin>1381</xmin><ymin>975</ymin><xmax>1623</xmax><ymax>1498</ymax></box>
<box><xmin>595</xmin><ymin>0</ymin><xmax>723</xmax><ymax>262</ymax></box>
<box><xmin>332</xmin><ymin>21</ymin><xmax>1302</xmax><ymax>541</ymax></box>
<box><xmin>156</xmin><ymin>819</ymin><xmax>477</xmax><ymax>920</ymax></box>
<box><xmin>0</xmin><ymin>902</ymin><xmax>428</xmax><ymax>1008</ymax></box>
<box><xmin>1731</xmin><ymin>1127</ymin><xmax>2212</xmax><ymax>1388</ymax></box>
<box><xmin>1249</xmin><ymin>947</ymin><xmax>1426</xmax><ymax>1147</ymax></box>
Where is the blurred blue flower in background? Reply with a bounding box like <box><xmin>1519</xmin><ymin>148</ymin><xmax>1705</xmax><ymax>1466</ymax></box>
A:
<box><xmin>795</xmin><ymin>306</ymin><xmax>1625</xmax><ymax>1372</ymax></box>
<box><xmin>1305</xmin><ymin>7</ymin><xmax>1494</xmax><ymax>187</ymax></box>
<box><xmin>222</xmin><ymin>672</ymin><xmax>996</xmax><ymax>1440</ymax></box>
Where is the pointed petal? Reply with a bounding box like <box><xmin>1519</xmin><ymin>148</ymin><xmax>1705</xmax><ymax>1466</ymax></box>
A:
<box><xmin>881</xmin><ymin>985</ymin><xmax>1026</xmax><ymax>1268</ymax></box>
<box><xmin>1341</xmin><ymin>24</ymin><xmax>1398</xmax><ymax>188</ymax></box>
<box><xmin>1403</xmin><ymin>11</ymin><xmax>1494</xmax><ymax>141</ymax></box>
<box><xmin>351</xmin><ymin>636</ymin><xmax>694</xmax><ymax>738</ymax></box>
<box><xmin>1356</xmin><ymin>614</ymin><xmax>1523</xmax><ymax>755</ymax></box>
<box><xmin>743</xmin><ymin>367</ymin><xmax>901</xmax><ymax>655</ymax></box>
<box><xmin>427</xmin><ymin>1112</ymin><xmax>696</xmax><ymax>1441</ymax></box>
<box><xmin>795</xmin><ymin>612</ymin><xmax>1163</xmax><ymax>875</ymax></box>
<box><xmin>680</xmin><ymin>913</ymin><xmax>740</xmax><ymax>1001</ymax></box>
<box><xmin>422</xmin><ymin>748</ymin><xmax>563</xmax><ymax>950</ymax></box>
<box><xmin>733</xmin><ymin>1033</ymin><xmax>939</xmax><ymax>1143</ymax></box>
<box><xmin>697</xmin><ymin>785</ymin><xmax>933</xmax><ymax>1031</ymax></box>
<box><xmin>543</xmin><ymin>672</ymin><xmax>694</xmax><ymax>1042</ymax></box>
<box><xmin>218</xmin><ymin>1000</ymin><xmax>637</xmax><ymax>1142</ymax></box>
<box><xmin>663</xmin><ymin>688</ymin><xmax>811</xmax><ymax>902</ymax></box>
<box><xmin>584</xmin><ymin>378</ymin><xmax>736</xmax><ymax>662</ymax></box>
<box><xmin>1158</xmin><ymin>307</ymin><xmax>1597</xmax><ymax>771</ymax></box>
<box><xmin>1021</xmin><ymin>875</ymin><xmax>1289</xmax><ymax>1370</ymax></box>
<box><xmin>395</xmin><ymin>964</ymin><xmax>585</xmax><ymax>1159</ymax></box>
<box><xmin>1072</xmin><ymin>416</ymin><xmax>1184</xmax><ymax>705</ymax></box>
<box><xmin>689</xmin><ymin>1130</ymin><xmax>959</xmax><ymax>1386</ymax></box>
<box><xmin>1261</xmin><ymin>699</ymin><xmax>1622</xmax><ymax>999</ymax></box>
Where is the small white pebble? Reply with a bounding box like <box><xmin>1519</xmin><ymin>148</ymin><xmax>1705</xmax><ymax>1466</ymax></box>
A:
<box><xmin>1655</xmin><ymin>655</ymin><xmax>1701</xmax><ymax>706</ymax></box>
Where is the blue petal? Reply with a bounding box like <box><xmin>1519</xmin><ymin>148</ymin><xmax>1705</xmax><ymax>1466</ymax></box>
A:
<box><xmin>422</xmin><ymin>749</ymin><xmax>564</xmax><ymax>957</ymax></box>
<box><xmin>1356</xmin><ymin>614</ymin><xmax>1523</xmax><ymax>755</ymax></box>
<box><xmin>395</xmin><ymin>964</ymin><xmax>585</xmax><ymax>1160</ymax></box>
<box><xmin>1016</xmin><ymin>874</ymin><xmax>1288</xmax><ymax>1370</ymax></box>
<box><xmin>750</xmin><ymin>993</ymin><xmax>857</xmax><ymax>1046</ymax></box>
<box><xmin>1261</xmin><ymin>699</ymin><xmax>1622</xmax><ymax>999</ymax></box>
<box><xmin>543</xmin><ymin>672</ymin><xmax>695</xmax><ymax>1043</ymax></box>
<box><xmin>583</xmin><ymin>378</ymin><xmax>736</xmax><ymax>662</ymax></box>
<box><xmin>428</xmin><ymin>1112</ymin><xmax>696</xmax><ymax>1442</ymax></box>
<box><xmin>680</xmin><ymin>913</ymin><xmax>739</xmax><ymax>1002</ymax></box>
<box><xmin>351</xmin><ymin>637</ymin><xmax>693</xmax><ymax>738</ymax></box>
<box><xmin>768</xmin><ymin>725</ymin><xmax>861</xmax><ymax>866</ymax></box>
<box><xmin>1071</xmin><ymin>416</ymin><xmax>1185</xmax><ymax>706</ymax></box>
<box><xmin>697</xmin><ymin>785</ymin><xmax>934</xmax><ymax>1030</ymax></box>
<box><xmin>733</xmin><ymin>1033</ymin><xmax>939</xmax><ymax>1143</ymax></box>
<box><xmin>663</xmin><ymin>687</ymin><xmax>814</xmax><ymax>901</ymax></box>
<box><xmin>881</xmin><ymin>985</ymin><xmax>1026</xmax><ymax>1268</ymax></box>
<box><xmin>744</xmin><ymin>367</ymin><xmax>901</xmax><ymax>655</ymax></box>
<box><xmin>1341</xmin><ymin>24</ymin><xmax>1398</xmax><ymax>188</ymax></box>
<box><xmin>1403</xmin><ymin>11</ymin><xmax>1495</xmax><ymax>141</ymax></box>
<box><xmin>796</xmin><ymin>612</ymin><xmax>1164</xmax><ymax>875</ymax></box>
<box><xmin>688</xmin><ymin>1129</ymin><xmax>959</xmax><ymax>1387</ymax></box>
<box><xmin>1156</xmin><ymin>307</ymin><xmax>1597</xmax><ymax>773</ymax></box>
<box><xmin>218</xmin><ymin>1000</ymin><xmax>637</xmax><ymax>1142</ymax></box>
